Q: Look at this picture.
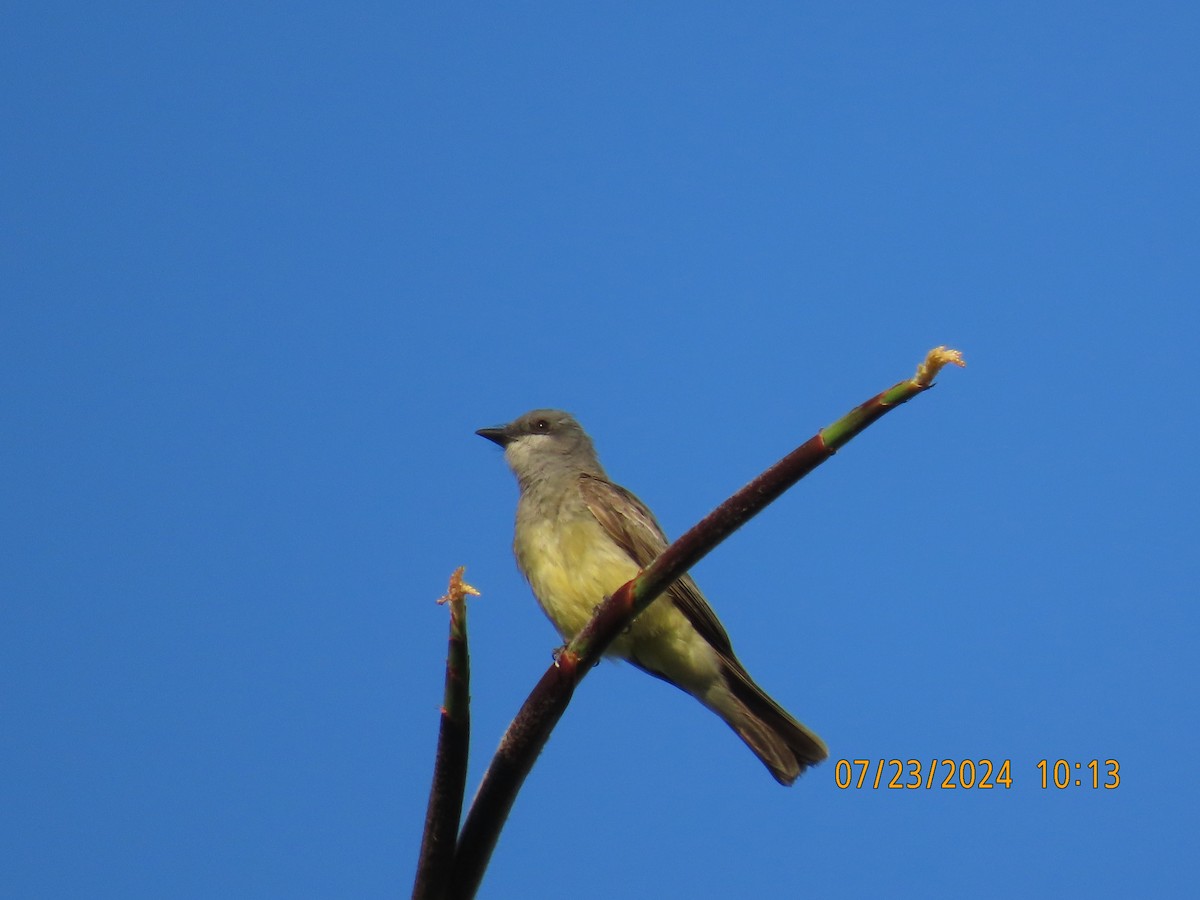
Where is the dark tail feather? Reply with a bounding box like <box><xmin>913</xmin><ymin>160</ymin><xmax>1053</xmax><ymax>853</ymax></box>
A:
<box><xmin>717</xmin><ymin>660</ymin><xmax>828</xmax><ymax>786</ymax></box>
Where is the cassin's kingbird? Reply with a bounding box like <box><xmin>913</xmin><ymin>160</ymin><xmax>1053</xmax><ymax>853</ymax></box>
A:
<box><xmin>477</xmin><ymin>409</ymin><xmax>827</xmax><ymax>785</ymax></box>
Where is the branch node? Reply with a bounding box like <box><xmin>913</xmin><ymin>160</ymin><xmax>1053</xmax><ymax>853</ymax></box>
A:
<box><xmin>553</xmin><ymin>649</ymin><xmax>581</xmax><ymax>676</ymax></box>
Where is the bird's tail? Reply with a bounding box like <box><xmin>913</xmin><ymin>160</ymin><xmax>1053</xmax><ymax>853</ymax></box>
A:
<box><xmin>708</xmin><ymin>660</ymin><xmax>828</xmax><ymax>786</ymax></box>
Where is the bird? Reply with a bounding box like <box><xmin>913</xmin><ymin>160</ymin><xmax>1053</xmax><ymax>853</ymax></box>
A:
<box><xmin>476</xmin><ymin>408</ymin><xmax>827</xmax><ymax>785</ymax></box>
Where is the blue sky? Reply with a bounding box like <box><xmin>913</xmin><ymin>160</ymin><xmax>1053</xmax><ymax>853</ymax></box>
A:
<box><xmin>3</xmin><ymin>3</ymin><xmax>1195</xmax><ymax>897</ymax></box>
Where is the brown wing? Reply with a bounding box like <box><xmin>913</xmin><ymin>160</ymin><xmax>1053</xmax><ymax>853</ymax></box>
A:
<box><xmin>578</xmin><ymin>473</ymin><xmax>733</xmax><ymax>655</ymax></box>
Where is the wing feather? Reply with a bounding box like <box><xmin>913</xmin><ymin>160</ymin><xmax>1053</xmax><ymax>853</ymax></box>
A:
<box><xmin>578</xmin><ymin>473</ymin><xmax>733</xmax><ymax>654</ymax></box>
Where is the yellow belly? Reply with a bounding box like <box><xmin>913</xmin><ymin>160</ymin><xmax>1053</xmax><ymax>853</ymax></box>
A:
<box><xmin>515</xmin><ymin>515</ymin><xmax>720</xmax><ymax>690</ymax></box>
<box><xmin>517</xmin><ymin>516</ymin><xmax>638</xmax><ymax>638</ymax></box>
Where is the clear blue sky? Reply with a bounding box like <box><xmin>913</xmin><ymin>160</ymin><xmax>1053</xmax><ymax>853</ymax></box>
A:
<box><xmin>3</xmin><ymin>3</ymin><xmax>1195</xmax><ymax>898</ymax></box>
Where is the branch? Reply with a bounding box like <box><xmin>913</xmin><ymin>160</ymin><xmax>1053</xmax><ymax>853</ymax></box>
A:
<box><xmin>412</xmin><ymin>567</ymin><xmax>479</xmax><ymax>900</ymax></box>
<box><xmin>449</xmin><ymin>348</ymin><xmax>965</xmax><ymax>899</ymax></box>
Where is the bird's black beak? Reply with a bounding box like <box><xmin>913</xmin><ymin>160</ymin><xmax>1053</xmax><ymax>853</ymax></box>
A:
<box><xmin>475</xmin><ymin>425</ymin><xmax>511</xmax><ymax>447</ymax></box>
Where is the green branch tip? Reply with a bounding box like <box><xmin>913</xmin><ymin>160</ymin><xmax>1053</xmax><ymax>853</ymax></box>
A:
<box><xmin>913</xmin><ymin>346</ymin><xmax>966</xmax><ymax>388</ymax></box>
<box><xmin>438</xmin><ymin>566</ymin><xmax>481</xmax><ymax>605</ymax></box>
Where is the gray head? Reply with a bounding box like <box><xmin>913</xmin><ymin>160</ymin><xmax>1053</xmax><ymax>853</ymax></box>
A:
<box><xmin>476</xmin><ymin>409</ymin><xmax>606</xmax><ymax>487</ymax></box>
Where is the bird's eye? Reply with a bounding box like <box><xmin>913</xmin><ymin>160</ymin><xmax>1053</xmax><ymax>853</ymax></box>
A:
<box><xmin>533</xmin><ymin>418</ymin><xmax>550</xmax><ymax>433</ymax></box>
